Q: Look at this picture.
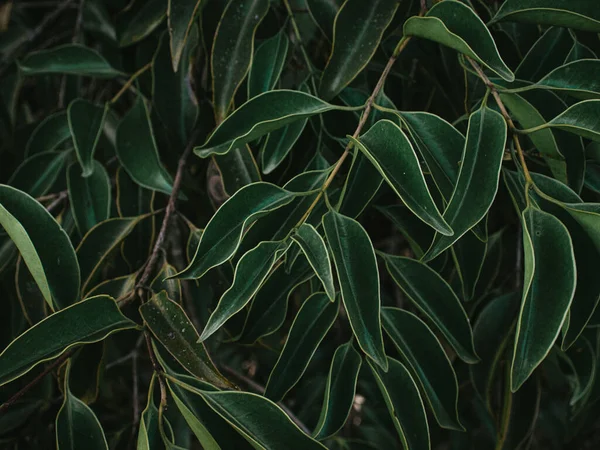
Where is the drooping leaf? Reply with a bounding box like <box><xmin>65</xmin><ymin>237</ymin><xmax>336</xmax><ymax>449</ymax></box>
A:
<box><xmin>69</xmin><ymin>342</ymin><xmax>105</xmax><ymax>404</ymax></box>
<box><xmin>512</xmin><ymin>206</ymin><xmax>576</xmax><ymax>391</ymax></box>
<box><xmin>140</xmin><ymin>291</ymin><xmax>233</xmax><ymax>388</ymax></box>
<box><xmin>534</xmin><ymin>59</ymin><xmax>600</xmax><ymax>99</ymax></box>
<box><xmin>248</xmin><ymin>28</ymin><xmax>289</xmax><ymax>98</ymax></box>
<box><xmin>337</xmin><ymin>148</ymin><xmax>383</xmax><ymax>219</ymax></box>
<box><xmin>538</xmin><ymin>100</ymin><xmax>600</xmax><ymax>142</ymax></box>
<box><xmin>16</xmin><ymin>256</ymin><xmax>50</xmax><ymax>325</ymax></box>
<box><xmin>306</xmin><ymin>0</ymin><xmax>343</xmax><ymax>41</ymax></box>
<box><xmin>20</xmin><ymin>44</ymin><xmax>121</xmax><ymax>77</ymax></box>
<box><xmin>261</xmin><ymin>117</ymin><xmax>308</xmax><ymax>175</ymax></box>
<box><xmin>168</xmin><ymin>0</ymin><xmax>202</xmax><ymax>71</ymax></box>
<box><xmin>265</xmin><ymin>292</ymin><xmax>339</xmax><ymax>402</ymax></box>
<box><xmin>451</xmin><ymin>230</ymin><xmax>487</xmax><ymax>302</ymax></box>
<box><xmin>514</xmin><ymin>27</ymin><xmax>573</xmax><ymax>82</ymax></box>
<box><xmin>211</xmin><ymin>0</ymin><xmax>269</xmax><ymax>120</ymax></box>
<box><xmin>115</xmin><ymin>96</ymin><xmax>175</xmax><ymax>195</ymax></box>
<box><xmin>424</xmin><ymin>106</ymin><xmax>507</xmax><ymax>261</ymax></box>
<box><xmin>8</xmin><ymin>151</ymin><xmax>71</xmax><ymax>198</ymax></box>
<box><xmin>67</xmin><ymin>99</ymin><xmax>108</xmax><ymax>176</ymax></box>
<box><xmin>117</xmin><ymin>0</ymin><xmax>166</xmax><ymax>47</ymax></box>
<box><xmin>137</xmin><ymin>376</ymin><xmax>162</xmax><ymax>450</ymax></box>
<box><xmin>25</xmin><ymin>111</ymin><xmax>71</xmax><ymax>156</ymax></box>
<box><xmin>199</xmin><ymin>240</ymin><xmax>289</xmax><ymax>341</ymax></box>
<box><xmin>404</xmin><ymin>0</ymin><xmax>514</xmax><ymax>81</ymax></box>
<box><xmin>376</xmin><ymin>205</ymin><xmax>434</xmax><ymax>258</ymax></box>
<box><xmin>323</xmin><ymin>209</ymin><xmax>387</xmax><ymax>371</ymax></box>
<box><xmin>381</xmin><ymin>254</ymin><xmax>478</xmax><ymax>363</ymax></box>
<box><xmin>291</xmin><ymin>224</ymin><xmax>335</xmax><ymax>301</ymax></box>
<box><xmin>0</xmin><ymin>295</ymin><xmax>137</xmax><ymax>386</ymax></box>
<box><xmin>312</xmin><ymin>341</ymin><xmax>362</xmax><ymax>440</ymax></box>
<box><xmin>319</xmin><ymin>0</ymin><xmax>399</xmax><ymax>101</ymax></box>
<box><xmin>176</xmin><ymin>183</ymin><xmax>298</xmax><ymax>280</ymax></box>
<box><xmin>214</xmin><ymin>146</ymin><xmax>262</xmax><ymax>195</ymax></box>
<box><xmin>368</xmin><ymin>357</ymin><xmax>431</xmax><ymax>450</ymax></box>
<box><xmin>0</xmin><ymin>184</ymin><xmax>80</xmax><ymax>309</ymax></box>
<box><xmin>67</xmin><ymin>161</ymin><xmax>111</xmax><ymax>236</ymax></box>
<box><xmin>491</xmin><ymin>0</ymin><xmax>600</xmax><ymax>33</ymax></box>
<box><xmin>350</xmin><ymin>119</ymin><xmax>452</xmax><ymax>235</ymax></box>
<box><xmin>196</xmin><ymin>90</ymin><xmax>351</xmax><ymax>157</ymax></box>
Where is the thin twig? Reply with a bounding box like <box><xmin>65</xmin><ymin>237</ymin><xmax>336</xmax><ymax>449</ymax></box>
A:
<box><xmin>46</xmin><ymin>190</ymin><xmax>68</xmax><ymax>212</ymax></box>
<box><xmin>109</xmin><ymin>63</ymin><xmax>152</xmax><ymax>105</ymax></box>
<box><xmin>73</xmin><ymin>0</ymin><xmax>85</xmax><ymax>43</ymax></box>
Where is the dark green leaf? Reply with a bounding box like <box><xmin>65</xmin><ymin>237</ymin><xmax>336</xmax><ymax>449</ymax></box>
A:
<box><xmin>20</xmin><ymin>45</ymin><xmax>121</xmax><ymax>77</ymax></box>
<box><xmin>25</xmin><ymin>111</ymin><xmax>71</xmax><ymax>156</ymax></box>
<box><xmin>117</xmin><ymin>0</ymin><xmax>166</xmax><ymax>47</ymax></box>
<box><xmin>67</xmin><ymin>161</ymin><xmax>111</xmax><ymax>236</ymax></box>
<box><xmin>248</xmin><ymin>28</ymin><xmax>289</xmax><ymax>98</ymax></box>
<box><xmin>376</xmin><ymin>205</ymin><xmax>434</xmax><ymax>258</ymax></box>
<box><xmin>67</xmin><ymin>99</ymin><xmax>108</xmax><ymax>176</ymax></box>
<box><xmin>535</xmin><ymin>59</ymin><xmax>600</xmax><ymax>99</ymax></box>
<box><xmin>168</xmin><ymin>0</ymin><xmax>202</xmax><ymax>71</ymax></box>
<box><xmin>261</xmin><ymin>117</ymin><xmax>308</xmax><ymax>175</ymax></box>
<box><xmin>514</xmin><ymin>27</ymin><xmax>573</xmax><ymax>82</ymax></box>
<box><xmin>137</xmin><ymin>376</ymin><xmax>162</xmax><ymax>450</ymax></box>
<box><xmin>214</xmin><ymin>146</ymin><xmax>262</xmax><ymax>195</ymax></box>
<box><xmin>451</xmin><ymin>230</ymin><xmax>487</xmax><ymax>301</ymax></box>
<box><xmin>538</xmin><ymin>100</ymin><xmax>600</xmax><ymax>142</ymax></box>
<box><xmin>306</xmin><ymin>0</ymin><xmax>342</xmax><ymax>41</ymax></box>
<box><xmin>337</xmin><ymin>149</ymin><xmax>382</xmax><ymax>219</ymax></box>
<box><xmin>8</xmin><ymin>151</ymin><xmax>70</xmax><ymax>198</ymax></box>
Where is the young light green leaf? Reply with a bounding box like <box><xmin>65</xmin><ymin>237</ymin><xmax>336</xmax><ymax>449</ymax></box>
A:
<box><xmin>196</xmin><ymin>90</ymin><xmax>348</xmax><ymax>157</ymax></box>
<box><xmin>368</xmin><ymin>357</ymin><xmax>431</xmax><ymax>450</ymax></box>
<box><xmin>265</xmin><ymin>293</ymin><xmax>339</xmax><ymax>402</ymax></box>
<box><xmin>199</xmin><ymin>240</ymin><xmax>289</xmax><ymax>341</ymax></box>
<box><xmin>248</xmin><ymin>28</ymin><xmax>289</xmax><ymax>98</ymax></box>
<box><xmin>0</xmin><ymin>185</ymin><xmax>80</xmax><ymax>310</ymax></box>
<box><xmin>168</xmin><ymin>0</ymin><xmax>202</xmax><ymax>71</ymax></box>
<box><xmin>404</xmin><ymin>0</ymin><xmax>514</xmax><ymax>82</ymax></box>
<box><xmin>512</xmin><ymin>207</ymin><xmax>576</xmax><ymax>392</ymax></box>
<box><xmin>140</xmin><ymin>291</ymin><xmax>233</xmax><ymax>389</ymax></box>
<box><xmin>350</xmin><ymin>119</ymin><xmax>452</xmax><ymax>236</ymax></box>
<box><xmin>323</xmin><ymin>209</ymin><xmax>387</xmax><ymax>371</ymax></box>
<box><xmin>491</xmin><ymin>0</ymin><xmax>600</xmax><ymax>32</ymax></box>
<box><xmin>381</xmin><ymin>254</ymin><xmax>478</xmax><ymax>363</ymax></box>
<box><xmin>8</xmin><ymin>151</ymin><xmax>71</xmax><ymax>198</ymax></box>
<box><xmin>312</xmin><ymin>341</ymin><xmax>362</xmax><ymax>440</ymax></box>
<box><xmin>0</xmin><ymin>295</ymin><xmax>137</xmax><ymax>386</ymax></box>
<box><xmin>115</xmin><ymin>96</ymin><xmax>175</xmax><ymax>195</ymax></box>
<box><xmin>319</xmin><ymin>0</ymin><xmax>399</xmax><ymax>101</ymax></box>
<box><xmin>176</xmin><ymin>183</ymin><xmax>297</xmax><ymax>280</ymax></box>
<box><xmin>67</xmin><ymin>99</ymin><xmax>108</xmax><ymax>176</ymax></box>
<box><xmin>382</xmin><ymin>307</ymin><xmax>464</xmax><ymax>431</ymax></box>
<box><xmin>211</xmin><ymin>0</ymin><xmax>269</xmax><ymax>120</ymax></box>
<box><xmin>67</xmin><ymin>161</ymin><xmax>111</xmax><ymax>236</ymax></box>
<box><xmin>20</xmin><ymin>44</ymin><xmax>121</xmax><ymax>77</ymax></box>
<box><xmin>424</xmin><ymin>106</ymin><xmax>507</xmax><ymax>261</ymax></box>
<box><xmin>56</xmin><ymin>362</ymin><xmax>108</xmax><ymax>450</ymax></box>
<box><xmin>25</xmin><ymin>111</ymin><xmax>71</xmax><ymax>156</ymax></box>
<box><xmin>291</xmin><ymin>224</ymin><xmax>335</xmax><ymax>301</ymax></box>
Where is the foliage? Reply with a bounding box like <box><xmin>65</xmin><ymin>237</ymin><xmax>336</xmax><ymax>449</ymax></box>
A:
<box><xmin>2</xmin><ymin>0</ymin><xmax>600</xmax><ymax>448</ymax></box>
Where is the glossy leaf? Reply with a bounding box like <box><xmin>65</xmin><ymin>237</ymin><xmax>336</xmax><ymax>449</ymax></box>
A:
<box><xmin>350</xmin><ymin>119</ymin><xmax>452</xmax><ymax>235</ymax></box>
<box><xmin>265</xmin><ymin>293</ymin><xmax>339</xmax><ymax>402</ymax></box>
<box><xmin>248</xmin><ymin>28</ymin><xmax>289</xmax><ymax>98</ymax></box>
<box><xmin>8</xmin><ymin>151</ymin><xmax>70</xmax><ymax>198</ymax></box>
<box><xmin>337</xmin><ymin>149</ymin><xmax>382</xmax><ymax>219</ymax></box>
<box><xmin>211</xmin><ymin>0</ymin><xmax>269</xmax><ymax>120</ymax></box>
<box><xmin>140</xmin><ymin>291</ymin><xmax>232</xmax><ymax>388</ymax></box>
<box><xmin>0</xmin><ymin>184</ymin><xmax>80</xmax><ymax>309</ymax></box>
<box><xmin>319</xmin><ymin>0</ymin><xmax>399</xmax><ymax>101</ymax></box>
<box><xmin>67</xmin><ymin>99</ymin><xmax>108</xmax><ymax>176</ymax></box>
<box><xmin>67</xmin><ymin>161</ymin><xmax>111</xmax><ymax>236</ymax></box>
<box><xmin>512</xmin><ymin>207</ymin><xmax>576</xmax><ymax>391</ymax></box>
<box><xmin>323</xmin><ymin>209</ymin><xmax>387</xmax><ymax>370</ymax></box>
<box><xmin>306</xmin><ymin>0</ymin><xmax>342</xmax><ymax>40</ymax></box>
<box><xmin>137</xmin><ymin>376</ymin><xmax>161</xmax><ymax>450</ymax></box>
<box><xmin>261</xmin><ymin>117</ymin><xmax>307</xmax><ymax>175</ymax></box>
<box><xmin>381</xmin><ymin>254</ymin><xmax>478</xmax><ymax>363</ymax></box>
<box><xmin>534</xmin><ymin>59</ymin><xmax>600</xmax><ymax>99</ymax></box>
<box><xmin>20</xmin><ymin>45</ymin><xmax>121</xmax><ymax>77</ymax></box>
<box><xmin>313</xmin><ymin>341</ymin><xmax>362</xmax><ymax>440</ymax></box>
<box><xmin>0</xmin><ymin>295</ymin><xmax>136</xmax><ymax>386</ymax></box>
<box><xmin>214</xmin><ymin>146</ymin><xmax>262</xmax><ymax>195</ymax></box>
<box><xmin>514</xmin><ymin>27</ymin><xmax>573</xmax><ymax>82</ymax></box>
<box><xmin>168</xmin><ymin>0</ymin><xmax>202</xmax><ymax>71</ymax></box>
<box><xmin>117</xmin><ymin>0</ymin><xmax>166</xmax><ymax>47</ymax></box>
<box><xmin>404</xmin><ymin>0</ymin><xmax>514</xmax><ymax>81</ymax></box>
<box><xmin>116</xmin><ymin>96</ymin><xmax>175</xmax><ymax>195</ymax></box>
<box><xmin>424</xmin><ymin>106</ymin><xmax>507</xmax><ymax>260</ymax></box>
<box><xmin>291</xmin><ymin>224</ymin><xmax>335</xmax><ymax>301</ymax></box>
<box><xmin>539</xmin><ymin>100</ymin><xmax>600</xmax><ymax>142</ymax></box>
<box><xmin>25</xmin><ymin>111</ymin><xmax>71</xmax><ymax>156</ymax></box>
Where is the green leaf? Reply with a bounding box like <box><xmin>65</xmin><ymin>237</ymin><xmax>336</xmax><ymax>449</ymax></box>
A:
<box><xmin>195</xmin><ymin>90</ymin><xmax>350</xmax><ymax>157</ymax></box>
<box><xmin>8</xmin><ymin>151</ymin><xmax>70</xmax><ymax>198</ymax></box>
<box><xmin>0</xmin><ymin>184</ymin><xmax>80</xmax><ymax>310</ymax></box>
<box><xmin>382</xmin><ymin>307</ymin><xmax>463</xmax><ymax>431</ymax></box>
<box><xmin>117</xmin><ymin>0</ymin><xmax>166</xmax><ymax>47</ymax></box>
<box><xmin>176</xmin><ymin>183</ymin><xmax>297</xmax><ymax>280</ymax></box>
<box><xmin>350</xmin><ymin>119</ymin><xmax>452</xmax><ymax>235</ymax></box>
<box><xmin>337</xmin><ymin>149</ymin><xmax>383</xmax><ymax>219</ymax></box>
<box><xmin>67</xmin><ymin>161</ymin><xmax>111</xmax><ymax>236</ymax></box>
<box><xmin>514</xmin><ymin>27</ymin><xmax>573</xmax><ymax>82</ymax></box>
<box><xmin>534</xmin><ymin>59</ymin><xmax>600</xmax><ymax>100</ymax></box>
<box><xmin>534</xmin><ymin>100</ymin><xmax>600</xmax><ymax>142</ymax></box>
<box><xmin>323</xmin><ymin>209</ymin><xmax>387</xmax><ymax>371</ymax></box>
<box><xmin>312</xmin><ymin>341</ymin><xmax>362</xmax><ymax>440</ymax></box>
<box><xmin>491</xmin><ymin>0</ymin><xmax>600</xmax><ymax>32</ymax></box>
<box><xmin>25</xmin><ymin>111</ymin><xmax>71</xmax><ymax>156</ymax></box>
<box><xmin>451</xmin><ymin>230</ymin><xmax>487</xmax><ymax>302</ymax></box>
<box><xmin>0</xmin><ymin>295</ymin><xmax>136</xmax><ymax>386</ymax></box>
<box><xmin>16</xmin><ymin>256</ymin><xmax>50</xmax><ymax>325</ymax></box>
<box><xmin>319</xmin><ymin>0</ymin><xmax>399</xmax><ymax>101</ymax></box>
<box><xmin>291</xmin><ymin>224</ymin><xmax>335</xmax><ymax>301</ymax></box>
<box><xmin>140</xmin><ymin>291</ymin><xmax>232</xmax><ymax>389</ymax></box>
<box><xmin>261</xmin><ymin>117</ymin><xmax>308</xmax><ymax>175</ymax></box>
<box><xmin>248</xmin><ymin>28</ymin><xmax>289</xmax><ymax>98</ymax></box>
<box><xmin>56</xmin><ymin>361</ymin><xmax>108</xmax><ymax>450</ymax></box>
<box><xmin>211</xmin><ymin>0</ymin><xmax>269</xmax><ymax>120</ymax></box>
<box><xmin>69</xmin><ymin>342</ymin><xmax>105</xmax><ymax>404</ymax></box>
<box><xmin>381</xmin><ymin>254</ymin><xmax>478</xmax><ymax>363</ymax></box>
<box><xmin>376</xmin><ymin>205</ymin><xmax>434</xmax><ymax>258</ymax></box>
<box><xmin>368</xmin><ymin>357</ymin><xmax>431</xmax><ymax>450</ymax></box>
<box><xmin>214</xmin><ymin>146</ymin><xmax>262</xmax><ymax>195</ymax></box>
<box><xmin>67</xmin><ymin>99</ymin><xmax>108</xmax><ymax>176</ymax></box>
<box><xmin>199</xmin><ymin>240</ymin><xmax>289</xmax><ymax>341</ymax></box>
<box><xmin>265</xmin><ymin>292</ymin><xmax>339</xmax><ymax>402</ymax></box>
<box><xmin>404</xmin><ymin>0</ymin><xmax>514</xmax><ymax>82</ymax></box>
<box><xmin>306</xmin><ymin>0</ymin><xmax>342</xmax><ymax>41</ymax></box>
<box><xmin>20</xmin><ymin>44</ymin><xmax>121</xmax><ymax>77</ymax></box>
<box><xmin>116</xmin><ymin>96</ymin><xmax>175</xmax><ymax>195</ymax></box>
<box><xmin>137</xmin><ymin>376</ymin><xmax>162</xmax><ymax>450</ymax></box>
<box><xmin>512</xmin><ymin>207</ymin><xmax>576</xmax><ymax>392</ymax></box>
<box><xmin>174</xmin><ymin>381</ymin><xmax>327</xmax><ymax>450</ymax></box>
<box><xmin>168</xmin><ymin>0</ymin><xmax>202</xmax><ymax>71</ymax></box>
<box><xmin>424</xmin><ymin>106</ymin><xmax>507</xmax><ymax>261</ymax></box>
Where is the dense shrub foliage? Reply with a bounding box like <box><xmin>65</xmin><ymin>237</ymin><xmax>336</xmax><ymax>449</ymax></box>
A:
<box><xmin>2</xmin><ymin>0</ymin><xmax>600</xmax><ymax>448</ymax></box>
